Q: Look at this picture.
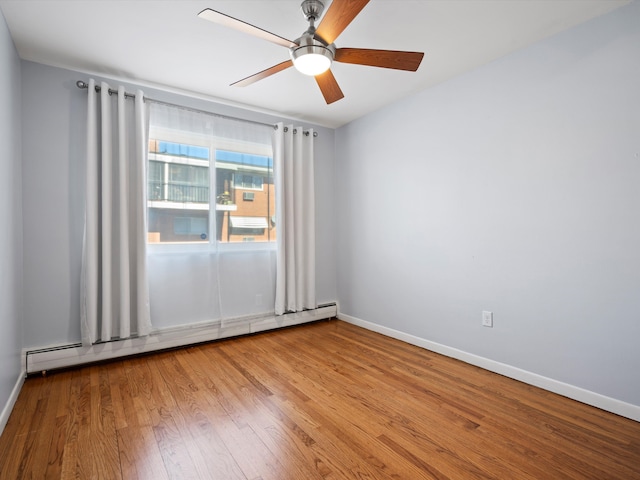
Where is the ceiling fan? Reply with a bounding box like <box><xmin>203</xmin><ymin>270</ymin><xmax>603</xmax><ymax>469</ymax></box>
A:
<box><xmin>198</xmin><ymin>0</ymin><xmax>424</xmax><ymax>104</ymax></box>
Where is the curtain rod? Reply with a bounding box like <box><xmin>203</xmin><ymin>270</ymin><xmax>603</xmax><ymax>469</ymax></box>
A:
<box><xmin>75</xmin><ymin>80</ymin><xmax>318</xmax><ymax>136</ymax></box>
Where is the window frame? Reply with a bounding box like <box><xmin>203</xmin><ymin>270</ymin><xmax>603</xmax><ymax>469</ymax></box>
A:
<box><xmin>147</xmin><ymin>125</ymin><xmax>276</xmax><ymax>253</ymax></box>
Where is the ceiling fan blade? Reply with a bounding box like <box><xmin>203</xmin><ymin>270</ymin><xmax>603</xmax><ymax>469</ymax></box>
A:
<box><xmin>198</xmin><ymin>8</ymin><xmax>297</xmax><ymax>48</ymax></box>
<box><xmin>315</xmin><ymin>69</ymin><xmax>345</xmax><ymax>104</ymax></box>
<box><xmin>335</xmin><ymin>48</ymin><xmax>424</xmax><ymax>71</ymax></box>
<box><xmin>231</xmin><ymin>60</ymin><xmax>294</xmax><ymax>87</ymax></box>
<box><xmin>315</xmin><ymin>0</ymin><xmax>370</xmax><ymax>44</ymax></box>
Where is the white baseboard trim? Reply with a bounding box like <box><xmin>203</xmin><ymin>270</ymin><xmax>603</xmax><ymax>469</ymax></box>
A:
<box><xmin>25</xmin><ymin>305</ymin><xmax>336</xmax><ymax>375</ymax></box>
<box><xmin>0</xmin><ymin>367</ymin><xmax>26</xmax><ymax>436</ymax></box>
<box><xmin>338</xmin><ymin>312</ymin><xmax>640</xmax><ymax>423</ymax></box>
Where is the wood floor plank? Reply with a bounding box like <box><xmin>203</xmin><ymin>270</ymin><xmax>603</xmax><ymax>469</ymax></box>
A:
<box><xmin>10</xmin><ymin>396</ymin><xmax>51</xmax><ymax>479</ymax></box>
<box><xmin>59</xmin><ymin>439</ymin><xmax>79</xmax><ymax>479</ymax></box>
<box><xmin>43</xmin><ymin>414</ymin><xmax>68</xmax><ymax>479</ymax></box>
<box><xmin>318</xmin><ymin>350</ymin><xmax>552</xmax><ymax>478</ymax></box>
<box><xmin>117</xmin><ymin>424</ymin><xmax>170</xmax><ymax>480</ymax></box>
<box><xmin>175</xmin><ymin>346</ymin><xmax>291</xmax><ymax>480</ymax></box>
<box><xmin>219</xmin><ymin>340</ymin><xmax>395</xmax><ymax>480</ymax></box>
<box><xmin>2</xmin><ymin>319</ymin><xmax>639</xmax><ymax>479</ymax></box>
<box><xmin>143</xmin><ymin>355</ymin><xmax>212</xmax><ymax>479</ymax></box>
<box><xmin>253</xmin><ymin>334</ymin><xmax>445</xmax><ymax>479</ymax></box>
<box><xmin>209</xmin><ymin>344</ymin><xmax>326</xmax><ymax>479</ymax></box>
<box><xmin>155</xmin><ymin>351</ymin><xmax>248</xmax><ymax>480</ymax></box>
<box><xmin>318</xmin><ymin>322</ymin><xmax>633</xmax><ymax>478</ymax></box>
<box><xmin>23</xmin><ymin>375</ymin><xmax>71</xmax><ymax>480</ymax></box>
<box><xmin>287</xmin><ymin>329</ymin><xmax>542</xmax><ymax>479</ymax></box>
<box><xmin>0</xmin><ymin>378</ymin><xmax>45</xmax><ymax>476</ymax></box>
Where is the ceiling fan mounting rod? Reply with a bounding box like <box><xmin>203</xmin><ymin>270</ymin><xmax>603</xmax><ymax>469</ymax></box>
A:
<box><xmin>301</xmin><ymin>0</ymin><xmax>325</xmax><ymax>25</ymax></box>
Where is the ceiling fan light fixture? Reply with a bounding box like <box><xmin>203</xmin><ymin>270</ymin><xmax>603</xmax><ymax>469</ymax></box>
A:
<box><xmin>291</xmin><ymin>45</ymin><xmax>333</xmax><ymax>76</ymax></box>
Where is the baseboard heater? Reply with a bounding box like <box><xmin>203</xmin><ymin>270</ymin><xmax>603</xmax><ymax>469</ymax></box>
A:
<box><xmin>25</xmin><ymin>304</ymin><xmax>337</xmax><ymax>375</ymax></box>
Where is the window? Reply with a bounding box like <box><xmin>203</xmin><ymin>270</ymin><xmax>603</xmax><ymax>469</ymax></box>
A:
<box><xmin>215</xmin><ymin>149</ymin><xmax>274</xmax><ymax>244</ymax></box>
<box><xmin>147</xmin><ymin>137</ymin><xmax>275</xmax><ymax>246</ymax></box>
<box><xmin>144</xmin><ymin>102</ymin><xmax>279</xmax><ymax>328</ymax></box>
<box><xmin>234</xmin><ymin>174</ymin><xmax>263</xmax><ymax>190</ymax></box>
<box><xmin>174</xmin><ymin>217</ymin><xmax>208</xmax><ymax>237</ymax></box>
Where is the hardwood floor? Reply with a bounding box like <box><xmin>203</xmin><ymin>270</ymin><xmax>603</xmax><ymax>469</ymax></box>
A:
<box><xmin>1</xmin><ymin>319</ymin><xmax>639</xmax><ymax>479</ymax></box>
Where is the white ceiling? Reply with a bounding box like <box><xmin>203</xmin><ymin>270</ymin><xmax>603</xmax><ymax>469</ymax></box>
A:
<box><xmin>0</xmin><ymin>0</ymin><xmax>630</xmax><ymax>128</ymax></box>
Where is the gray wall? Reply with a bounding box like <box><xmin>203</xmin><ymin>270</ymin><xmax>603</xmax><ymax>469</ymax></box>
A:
<box><xmin>336</xmin><ymin>2</ymin><xmax>640</xmax><ymax>407</ymax></box>
<box><xmin>0</xmin><ymin>10</ymin><xmax>23</xmax><ymax>416</ymax></box>
<box><xmin>20</xmin><ymin>61</ymin><xmax>337</xmax><ymax>348</ymax></box>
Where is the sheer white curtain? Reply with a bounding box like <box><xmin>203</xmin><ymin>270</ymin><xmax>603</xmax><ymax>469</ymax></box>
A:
<box><xmin>146</xmin><ymin>102</ymin><xmax>276</xmax><ymax>329</ymax></box>
<box><xmin>81</xmin><ymin>79</ymin><xmax>151</xmax><ymax>345</ymax></box>
<box><xmin>273</xmin><ymin>123</ymin><xmax>316</xmax><ymax>315</ymax></box>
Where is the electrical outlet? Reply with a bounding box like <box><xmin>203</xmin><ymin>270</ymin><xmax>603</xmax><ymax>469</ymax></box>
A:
<box><xmin>482</xmin><ymin>311</ymin><xmax>493</xmax><ymax>327</ymax></box>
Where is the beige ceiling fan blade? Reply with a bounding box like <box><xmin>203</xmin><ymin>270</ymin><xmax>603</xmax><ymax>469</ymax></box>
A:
<box><xmin>231</xmin><ymin>60</ymin><xmax>294</xmax><ymax>87</ymax></box>
<box><xmin>315</xmin><ymin>0</ymin><xmax>370</xmax><ymax>45</ymax></box>
<box><xmin>335</xmin><ymin>48</ymin><xmax>424</xmax><ymax>71</ymax></box>
<box><xmin>315</xmin><ymin>69</ymin><xmax>344</xmax><ymax>104</ymax></box>
<box><xmin>198</xmin><ymin>8</ymin><xmax>297</xmax><ymax>48</ymax></box>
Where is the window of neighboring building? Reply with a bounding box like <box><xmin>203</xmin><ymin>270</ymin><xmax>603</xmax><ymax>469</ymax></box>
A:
<box><xmin>233</xmin><ymin>174</ymin><xmax>263</xmax><ymax>190</ymax></box>
<box><xmin>174</xmin><ymin>216</ymin><xmax>208</xmax><ymax>237</ymax></box>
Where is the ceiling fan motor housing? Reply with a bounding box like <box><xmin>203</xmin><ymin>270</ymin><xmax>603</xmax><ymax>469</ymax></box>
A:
<box><xmin>290</xmin><ymin>33</ymin><xmax>335</xmax><ymax>75</ymax></box>
<box><xmin>291</xmin><ymin>0</ymin><xmax>335</xmax><ymax>75</ymax></box>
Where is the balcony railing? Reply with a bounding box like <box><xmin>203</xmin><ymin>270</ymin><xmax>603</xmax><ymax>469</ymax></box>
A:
<box><xmin>149</xmin><ymin>182</ymin><xmax>209</xmax><ymax>203</ymax></box>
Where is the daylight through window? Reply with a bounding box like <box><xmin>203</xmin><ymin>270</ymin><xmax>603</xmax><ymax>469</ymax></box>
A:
<box><xmin>147</xmin><ymin>138</ymin><xmax>275</xmax><ymax>245</ymax></box>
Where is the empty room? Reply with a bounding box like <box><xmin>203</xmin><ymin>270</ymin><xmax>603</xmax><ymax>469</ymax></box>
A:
<box><xmin>0</xmin><ymin>0</ymin><xmax>639</xmax><ymax>478</ymax></box>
